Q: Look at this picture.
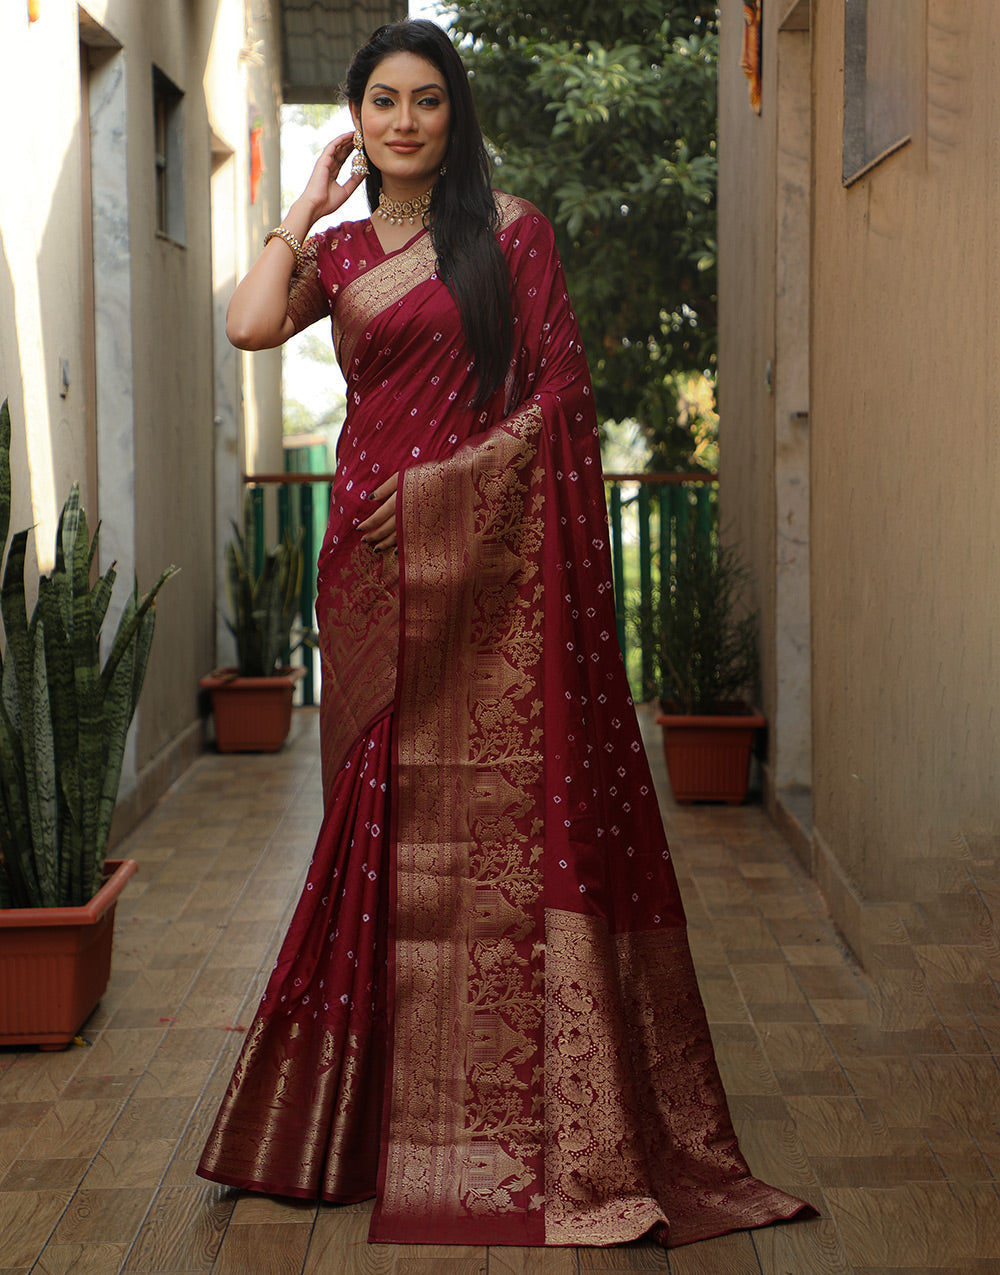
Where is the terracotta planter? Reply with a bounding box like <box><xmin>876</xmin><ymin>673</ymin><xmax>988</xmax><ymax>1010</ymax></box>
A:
<box><xmin>0</xmin><ymin>858</ymin><xmax>138</xmax><ymax>1050</ymax></box>
<box><xmin>655</xmin><ymin>706</ymin><xmax>765</xmax><ymax>805</ymax></box>
<box><xmin>200</xmin><ymin>665</ymin><xmax>306</xmax><ymax>753</ymax></box>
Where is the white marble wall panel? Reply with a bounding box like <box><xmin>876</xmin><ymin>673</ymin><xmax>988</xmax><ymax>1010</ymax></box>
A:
<box><xmin>89</xmin><ymin>48</ymin><xmax>139</xmax><ymax>790</ymax></box>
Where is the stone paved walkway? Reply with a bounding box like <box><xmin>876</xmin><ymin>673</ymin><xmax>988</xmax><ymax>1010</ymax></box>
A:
<box><xmin>0</xmin><ymin>707</ymin><xmax>997</xmax><ymax>1272</ymax></box>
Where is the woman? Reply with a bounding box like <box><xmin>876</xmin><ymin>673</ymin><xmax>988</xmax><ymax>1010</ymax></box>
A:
<box><xmin>198</xmin><ymin>19</ymin><xmax>814</xmax><ymax>1248</ymax></box>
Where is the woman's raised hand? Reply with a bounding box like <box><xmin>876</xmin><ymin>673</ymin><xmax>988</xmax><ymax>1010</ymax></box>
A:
<box><xmin>358</xmin><ymin>473</ymin><xmax>399</xmax><ymax>555</ymax></box>
<box><xmin>301</xmin><ymin>132</ymin><xmax>366</xmax><ymax>220</ymax></box>
<box><xmin>226</xmin><ymin>131</ymin><xmax>365</xmax><ymax>350</ymax></box>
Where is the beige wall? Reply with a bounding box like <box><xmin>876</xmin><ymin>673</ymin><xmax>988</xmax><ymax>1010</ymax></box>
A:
<box><xmin>0</xmin><ymin>1</ymin><xmax>91</xmax><ymax>579</ymax></box>
<box><xmin>719</xmin><ymin>0</ymin><xmax>1000</xmax><ymax>963</ymax></box>
<box><xmin>719</xmin><ymin>0</ymin><xmax>813</xmax><ymax>807</ymax></box>
<box><xmin>0</xmin><ymin>0</ymin><xmax>283</xmax><ymax>831</ymax></box>
<box><xmin>809</xmin><ymin>0</ymin><xmax>1000</xmax><ymax>928</ymax></box>
<box><xmin>717</xmin><ymin>0</ymin><xmax>779</xmax><ymax>768</ymax></box>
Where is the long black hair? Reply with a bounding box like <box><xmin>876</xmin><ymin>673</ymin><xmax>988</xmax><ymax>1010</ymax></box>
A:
<box><xmin>345</xmin><ymin>20</ymin><xmax>512</xmax><ymax>409</ymax></box>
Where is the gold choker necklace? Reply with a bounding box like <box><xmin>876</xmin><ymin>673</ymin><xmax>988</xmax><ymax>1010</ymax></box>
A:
<box><xmin>375</xmin><ymin>188</ymin><xmax>432</xmax><ymax>226</ymax></box>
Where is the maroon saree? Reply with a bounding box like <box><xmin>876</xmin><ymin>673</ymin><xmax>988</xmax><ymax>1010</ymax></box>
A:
<box><xmin>197</xmin><ymin>194</ymin><xmax>814</xmax><ymax>1246</ymax></box>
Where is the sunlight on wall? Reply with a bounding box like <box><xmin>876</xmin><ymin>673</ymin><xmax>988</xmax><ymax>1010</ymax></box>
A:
<box><xmin>0</xmin><ymin>4</ymin><xmax>79</xmax><ymax>569</ymax></box>
<box><xmin>204</xmin><ymin>0</ymin><xmax>283</xmax><ymax>478</ymax></box>
<box><xmin>205</xmin><ymin>0</ymin><xmax>260</xmax><ymax>475</ymax></box>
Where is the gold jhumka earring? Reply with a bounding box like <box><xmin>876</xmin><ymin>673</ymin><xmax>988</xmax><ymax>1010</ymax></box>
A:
<box><xmin>351</xmin><ymin>130</ymin><xmax>369</xmax><ymax>177</ymax></box>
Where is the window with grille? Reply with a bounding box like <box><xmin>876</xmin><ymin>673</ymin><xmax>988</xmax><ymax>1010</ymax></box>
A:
<box><xmin>153</xmin><ymin>66</ymin><xmax>184</xmax><ymax>241</ymax></box>
<box><xmin>842</xmin><ymin>0</ymin><xmax>924</xmax><ymax>185</ymax></box>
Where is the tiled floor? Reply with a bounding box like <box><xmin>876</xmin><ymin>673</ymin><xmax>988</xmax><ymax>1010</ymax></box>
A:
<box><xmin>1</xmin><ymin>707</ymin><xmax>998</xmax><ymax>1273</ymax></box>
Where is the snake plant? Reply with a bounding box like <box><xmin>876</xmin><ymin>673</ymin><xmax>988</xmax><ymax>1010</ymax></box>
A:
<box><xmin>651</xmin><ymin>522</ymin><xmax>759</xmax><ymax>716</ymax></box>
<box><xmin>0</xmin><ymin>398</ymin><xmax>177</xmax><ymax>908</ymax></box>
<box><xmin>223</xmin><ymin>490</ymin><xmax>314</xmax><ymax>678</ymax></box>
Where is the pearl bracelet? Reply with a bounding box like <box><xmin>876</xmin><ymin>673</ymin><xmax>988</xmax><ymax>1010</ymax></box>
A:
<box><xmin>263</xmin><ymin>226</ymin><xmax>305</xmax><ymax>273</ymax></box>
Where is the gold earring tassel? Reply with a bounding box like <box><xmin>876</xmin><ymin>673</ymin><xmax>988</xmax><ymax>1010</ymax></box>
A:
<box><xmin>351</xmin><ymin>129</ymin><xmax>369</xmax><ymax>177</ymax></box>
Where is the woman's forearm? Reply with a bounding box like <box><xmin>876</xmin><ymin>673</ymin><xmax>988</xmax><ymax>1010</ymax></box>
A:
<box><xmin>226</xmin><ymin>132</ymin><xmax>361</xmax><ymax>350</ymax></box>
<box><xmin>225</xmin><ymin>196</ymin><xmax>323</xmax><ymax>350</ymax></box>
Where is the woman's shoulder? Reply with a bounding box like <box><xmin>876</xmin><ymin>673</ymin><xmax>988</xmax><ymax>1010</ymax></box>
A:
<box><xmin>493</xmin><ymin>190</ymin><xmax>546</xmax><ymax>229</ymax></box>
<box><xmin>308</xmin><ymin>217</ymin><xmax>371</xmax><ymax>255</ymax></box>
<box><xmin>492</xmin><ymin>191</ymin><xmax>554</xmax><ymax>244</ymax></box>
<box><xmin>306</xmin><ymin>218</ymin><xmax>376</xmax><ymax>293</ymax></box>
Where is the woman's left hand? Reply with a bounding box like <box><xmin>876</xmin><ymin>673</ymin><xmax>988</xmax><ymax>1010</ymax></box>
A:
<box><xmin>358</xmin><ymin>473</ymin><xmax>399</xmax><ymax>553</ymax></box>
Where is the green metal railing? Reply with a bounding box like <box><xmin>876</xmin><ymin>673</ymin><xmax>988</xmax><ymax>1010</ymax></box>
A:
<box><xmin>244</xmin><ymin>472</ymin><xmax>333</xmax><ymax>707</ymax></box>
<box><xmin>604</xmin><ymin>472</ymin><xmax>718</xmax><ymax>700</ymax></box>
<box><xmin>243</xmin><ymin>468</ymin><xmax>718</xmax><ymax>707</ymax></box>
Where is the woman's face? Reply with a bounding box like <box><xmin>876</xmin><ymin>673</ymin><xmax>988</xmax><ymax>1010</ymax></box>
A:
<box><xmin>353</xmin><ymin>52</ymin><xmax>451</xmax><ymax>192</ymax></box>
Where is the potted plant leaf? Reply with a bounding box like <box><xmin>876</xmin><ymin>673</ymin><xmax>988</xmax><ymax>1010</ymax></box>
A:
<box><xmin>0</xmin><ymin>398</ymin><xmax>177</xmax><ymax>1048</ymax></box>
<box><xmin>200</xmin><ymin>489</ymin><xmax>315</xmax><ymax>752</ymax></box>
<box><xmin>651</xmin><ymin>523</ymin><xmax>764</xmax><ymax>804</ymax></box>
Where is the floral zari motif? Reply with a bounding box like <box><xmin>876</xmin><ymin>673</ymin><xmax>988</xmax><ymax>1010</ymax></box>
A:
<box><xmin>543</xmin><ymin>911</ymin><xmax>668</xmax><ymax>1244</ymax></box>
<box><xmin>378</xmin><ymin>406</ymin><xmax>549</xmax><ymax>1239</ymax></box>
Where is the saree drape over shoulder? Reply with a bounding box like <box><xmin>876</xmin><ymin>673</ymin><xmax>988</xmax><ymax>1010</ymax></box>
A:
<box><xmin>197</xmin><ymin>194</ymin><xmax>814</xmax><ymax>1247</ymax></box>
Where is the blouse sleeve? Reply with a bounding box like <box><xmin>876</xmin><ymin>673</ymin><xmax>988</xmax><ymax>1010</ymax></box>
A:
<box><xmin>285</xmin><ymin>232</ymin><xmax>332</xmax><ymax>334</ymax></box>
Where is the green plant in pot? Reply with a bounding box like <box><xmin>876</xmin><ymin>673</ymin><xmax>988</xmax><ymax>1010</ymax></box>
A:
<box><xmin>200</xmin><ymin>490</ymin><xmax>316</xmax><ymax>752</ymax></box>
<box><xmin>651</xmin><ymin>524</ymin><xmax>764</xmax><ymax>804</ymax></box>
<box><xmin>223</xmin><ymin>488</ymin><xmax>314</xmax><ymax>677</ymax></box>
<box><xmin>655</xmin><ymin>525</ymin><xmax>759</xmax><ymax>716</ymax></box>
<box><xmin>0</xmin><ymin>399</ymin><xmax>177</xmax><ymax>908</ymax></box>
<box><xmin>0</xmin><ymin>397</ymin><xmax>177</xmax><ymax>1047</ymax></box>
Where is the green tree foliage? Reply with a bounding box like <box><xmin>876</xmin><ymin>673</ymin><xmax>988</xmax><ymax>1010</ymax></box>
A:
<box><xmin>444</xmin><ymin>0</ymin><xmax>718</xmax><ymax>467</ymax></box>
<box><xmin>284</xmin><ymin>104</ymin><xmax>340</xmax><ymax>132</ymax></box>
<box><xmin>282</xmin><ymin>394</ymin><xmax>346</xmax><ymax>437</ymax></box>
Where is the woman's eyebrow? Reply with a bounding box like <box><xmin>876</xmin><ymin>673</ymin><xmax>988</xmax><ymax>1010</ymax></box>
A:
<box><xmin>369</xmin><ymin>81</ymin><xmax>446</xmax><ymax>93</ymax></box>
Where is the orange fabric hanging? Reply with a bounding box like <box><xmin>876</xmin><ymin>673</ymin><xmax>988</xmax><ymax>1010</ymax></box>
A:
<box><xmin>741</xmin><ymin>0</ymin><xmax>763</xmax><ymax>113</ymax></box>
<box><xmin>249</xmin><ymin>112</ymin><xmax>264</xmax><ymax>204</ymax></box>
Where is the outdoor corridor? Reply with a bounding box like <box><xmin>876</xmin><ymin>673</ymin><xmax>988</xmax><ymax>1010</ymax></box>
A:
<box><xmin>0</xmin><ymin>708</ymin><xmax>997</xmax><ymax>1274</ymax></box>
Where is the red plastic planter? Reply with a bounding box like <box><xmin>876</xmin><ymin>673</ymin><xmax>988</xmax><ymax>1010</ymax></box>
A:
<box><xmin>0</xmin><ymin>858</ymin><xmax>138</xmax><ymax>1049</ymax></box>
<box><xmin>200</xmin><ymin>665</ymin><xmax>306</xmax><ymax>753</ymax></box>
<box><xmin>655</xmin><ymin>708</ymin><xmax>765</xmax><ymax>805</ymax></box>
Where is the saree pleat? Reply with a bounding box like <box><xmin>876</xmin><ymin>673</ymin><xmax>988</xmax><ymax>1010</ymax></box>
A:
<box><xmin>199</xmin><ymin>195</ymin><xmax>816</xmax><ymax>1246</ymax></box>
<box><xmin>198</xmin><ymin>713</ymin><xmax>391</xmax><ymax>1201</ymax></box>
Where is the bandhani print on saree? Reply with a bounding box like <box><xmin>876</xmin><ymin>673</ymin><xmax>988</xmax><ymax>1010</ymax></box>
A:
<box><xmin>334</xmin><ymin>233</ymin><xmax>438</xmax><ymax>371</ymax></box>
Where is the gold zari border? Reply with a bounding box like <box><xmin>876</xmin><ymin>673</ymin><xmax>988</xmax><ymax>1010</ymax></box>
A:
<box><xmin>382</xmin><ymin>405</ymin><xmax>547</xmax><ymax>1227</ymax></box>
<box><xmin>544</xmin><ymin>910</ymin><xmax>668</xmax><ymax>1245</ymax></box>
<box><xmin>335</xmin><ymin>234</ymin><xmax>437</xmax><ymax>371</ymax></box>
<box><xmin>318</xmin><ymin>541</ymin><xmax>399</xmax><ymax>799</ymax></box>
<box><xmin>333</xmin><ymin>193</ymin><xmax>532</xmax><ymax>372</ymax></box>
